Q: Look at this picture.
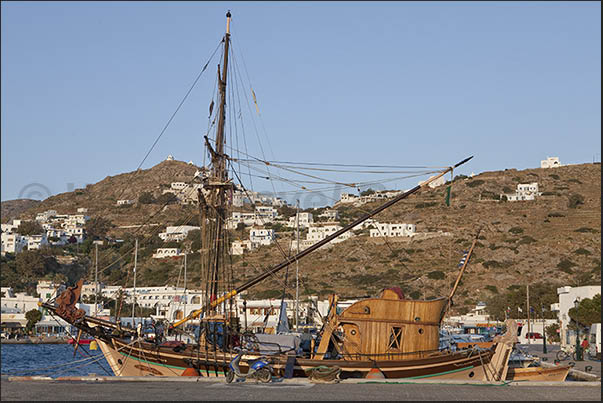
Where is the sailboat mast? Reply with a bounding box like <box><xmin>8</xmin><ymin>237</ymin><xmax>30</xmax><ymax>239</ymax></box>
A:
<box><xmin>205</xmin><ymin>11</ymin><xmax>232</xmax><ymax>304</ymax></box>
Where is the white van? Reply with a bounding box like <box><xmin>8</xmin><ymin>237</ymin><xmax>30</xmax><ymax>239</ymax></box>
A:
<box><xmin>588</xmin><ymin>323</ymin><xmax>601</xmax><ymax>360</ymax></box>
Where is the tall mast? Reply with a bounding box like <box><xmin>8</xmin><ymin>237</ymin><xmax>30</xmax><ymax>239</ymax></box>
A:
<box><xmin>94</xmin><ymin>243</ymin><xmax>98</xmax><ymax>317</ymax></box>
<box><xmin>132</xmin><ymin>238</ymin><xmax>138</xmax><ymax>326</ymax></box>
<box><xmin>205</xmin><ymin>11</ymin><xmax>232</xmax><ymax>305</ymax></box>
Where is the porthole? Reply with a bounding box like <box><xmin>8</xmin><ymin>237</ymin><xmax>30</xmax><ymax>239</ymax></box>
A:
<box><xmin>118</xmin><ymin>359</ymin><xmax>123</xmax><ymax>365</ymax></box>
<box><xmin>414</xmin><ymin>317</ymin><xmax>421</xmax><ymax>322</ymax></box>
<box><xmin>469</xmin><ymin>371</ymin><xmax>475</xmax><ymax>378</ymax></box>
<box><xmin>364</xmin><ymin>306</ymin><xmax>371</xmax><ymax>314</ymax></box>
<box><xmin>350</xmin><ymin>329</ymin><xmax>357</xmax><ymax>336</ymax></box>
<box><xmin>418</xmin><ymin>328</ymin><xmax>424</xmax><ymax>334</ymax></box>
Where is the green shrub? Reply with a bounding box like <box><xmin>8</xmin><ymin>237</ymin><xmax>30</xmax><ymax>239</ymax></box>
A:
<box><xmin>415</xmin><ymin>202</ymin><xmax>437</xmax><ymax>208</ymax></box>
<box><xmin>567</xmin><ymin>178</ymin><xmax>582</xmax><ymax>184</ymax></box>
<box><xmin>485</xmin><ymin>285</ymin><xmax>499</xmax><ymax>294</ymax></box>
<box><xmin>409</xmin><ymin>291</ymin><xmax>421</xmax><ymax>300</ymax></box>
<box><xmin>568</xmin><ymin>193</ymin><xmax>585</xmax><ymax>209</ymax></box>
<box><xmin>547</xmin><ymin>212</ymin><xmax>565</xmax><ymax>217</ymax></box>
<box><xmin>549</xmin><ymin>174</ymin><xmax>560</xmax><ymax>180</ymax></box>
<box><xmin>557</xmin><ymin>258</ymin><xmax>576</xmax><ymax>272</ymax></box>
<box><xmin>427</xmin><ymin>270</ymin><xmax>445</xmax><ymax>280</ymax></box>
<box><xmin>517</xmin><ymin>236</ymin><xmax>536</xmax><ymax>246</ymax></box>
<box><xmin>466</xmin><ymin>179</ymin><xmax>485</xmax><ymax>188</ymax></box>
<box><xmin>575</xmin><ymin>227</ymin><xmax>598</xmax><ymax>233</ymax></box>
<box><xmin>346</xmin><ymin>257</ymin><xmax>359</xmax><ymax>262</ymax></box>
<box><xmin>574</xmin><ymin>248</ymin><xmax>591</xmax><ymax>256</ymax></box>
<box><xmin>502</xmin><ymin>186</ymin><xmax>513</xmax><ymax>193</ymax></box>
<box><xmin>508</xmin><ymin>227</ymin><xmax>524</xmax><ymax>234</ymax></box>
<box><xmin>483</xmin><ymin>260</ymin><xmax>502</xmax><ymax>269</ymax></box>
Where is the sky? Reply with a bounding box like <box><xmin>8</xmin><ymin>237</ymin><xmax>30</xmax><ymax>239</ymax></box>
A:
<box><xmin>1</xmin><ymin>1</ymin><xmax>601</xmax><ymax>208</ymax></box>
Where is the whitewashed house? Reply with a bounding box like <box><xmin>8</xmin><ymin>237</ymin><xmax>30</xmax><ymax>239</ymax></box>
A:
<box><xmin>287</xmin><ymin>212</ymin><xmax>314</xmax><ymax>228</ymax></box>
<box><xmin>152</xmin><ymin>248</ymin><xmax>184</xmax><ymax>259</ymax></box>
<box><xmin>306</xmin><ymin>224</ymin><xmax>352</xmax><ymax>244</ymax></box>
<box><xmin>501</xmin><ymin>182</ymin><xmax>541</xmax><ymax>202</ymax></box>
<box><xmin>541</xmin><ymin>157</ymin><xmax>561</xmax><ymax>168</ymax></box>
<box><xmin>369</xmin><ymin>223</ymin><xmax>416</xmax><ymax>238</ymax></box>
<box><xmin>25</xmin><ymin>234</ymin><xmax>49</xmax><ymax>250</ymax></box>
<box><xmin>231</xmin><ymin>240</ymin><xmax>255</xmax><ymax>255</ymax></box>
<box><xmin>318</xmin><ymin>209</ymin><xmax>339</xmax><ymax>221</ymax></box>
<box><xmin>249</xmin><ymin>228</ymin><xmax>275</xmax><ymax>246</ymax></box>
<box><xmin>117</xmin><ymin>199</ymin><xmax>135</xmax><ymax>206</ymax></box>
<box><xmin>419</xmin><ymin>175</ymin><xmax>446</xmax><ymax>189</ymax></box>
<box><xmin>36</xmin><ymin>210</ymin><xmax>57</xmax><ymax>222</ymax></box>
<box><xmin>1</xmin><ymin>233</ymin><xmax>27</xmax><ymax>255</ymax></box>
<box><xmin>158</xmin><ymin>225</ymin><xmax>200</xmax><ymax>242</ymax></box>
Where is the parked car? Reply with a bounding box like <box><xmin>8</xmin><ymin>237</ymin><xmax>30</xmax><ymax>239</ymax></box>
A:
<box><xmin>526</xmin><ymin>332</ymin><xmax>543</xmax><ymax>339</ymax></box>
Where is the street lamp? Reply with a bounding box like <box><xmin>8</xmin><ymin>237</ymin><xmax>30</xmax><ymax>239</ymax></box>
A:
<box><xmin>574</xmin><ymin>298</ymin><xmax>582</xmax><ymax>361</ymax></box>
<box><xmin>542</xmin><ymin>306</ymin><xmax>547</xmax><ymax>354</ymax></box>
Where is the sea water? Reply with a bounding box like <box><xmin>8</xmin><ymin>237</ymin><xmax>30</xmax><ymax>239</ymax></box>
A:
<box><xmin>1</xmin><ymin>344</ymin><xmax>112</xmax><ymax>377</ymax></box>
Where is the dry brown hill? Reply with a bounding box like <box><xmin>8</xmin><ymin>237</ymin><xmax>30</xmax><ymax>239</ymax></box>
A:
<box><xmin>229</xmin><ymin>163</ymin><xmax>601</xmax><ymax>310</ymax></box>
<box><xmin>8</xmin><ymin>161</ymin><xmax>601</xmax><ymax>315</ymax></box>
<box><xmin>1</xmin><ymin>199</ymin><xmax>41</xmax><ymax>223</ymax></box>
<box><xmin>17</xmin><ymin>160</ymin><xmax>201</xmax><ymax>228</ymax></box>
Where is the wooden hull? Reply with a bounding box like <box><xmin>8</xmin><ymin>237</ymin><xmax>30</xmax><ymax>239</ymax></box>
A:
<box><xmin>456</xmin><ymin>341</ymin><xmax>494</xmax><ymax>350</ymax></box>
<box><xmin>96</xmin><ymin>336</ymin><xmax>506</xmax><ymax>381</ymax></box>
<box><xmin>505</xmin><ymin>365</ymin><xmax>570</xmax><ymax>382</ymax></box>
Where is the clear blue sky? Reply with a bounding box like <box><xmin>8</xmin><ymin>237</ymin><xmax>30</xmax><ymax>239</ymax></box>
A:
<box><xmin>2</xmin><ymin>2</ymin><xmax>601</xmax><ymax>207</ymax></box>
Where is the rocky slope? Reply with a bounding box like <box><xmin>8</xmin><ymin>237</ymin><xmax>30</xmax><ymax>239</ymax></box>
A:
<box><xmin>5</xmin><ymin>161</ymin><xmax>601</xmax><ymax>315</ymax></box>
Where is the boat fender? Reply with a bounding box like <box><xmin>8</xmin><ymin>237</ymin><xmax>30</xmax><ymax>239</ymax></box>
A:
<box><xmin>568</xmin><ymin>361</ymin><xmax>576</xmax><ymax>367</ymax></box>
<box><xmin>584</xmin><ymin>365</ymin><xmax>592</xmax><ymax>373</ymax></box>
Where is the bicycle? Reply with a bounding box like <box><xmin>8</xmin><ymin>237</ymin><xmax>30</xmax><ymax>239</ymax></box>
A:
<box><xmin>556</xmin><ymin>345</ymin><xmax>576</xmax><ymax>361</ymax></box>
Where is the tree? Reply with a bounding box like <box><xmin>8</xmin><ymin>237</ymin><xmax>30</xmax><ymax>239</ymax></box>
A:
<box><xmin>85</xmin><ymin>217</ymin><xmax>112</xmax><ymax>240</ymax></box>
<box><xmin>568</xmin><ymin>294</ymin><xmax>601</xmax><ymax>327</ymax></box>
<box><xmin>25</xmin><ymin>309</ymin><xmax>42</xmax><ymax>334</ymax></box>
<box><xmin>138</xmin><ymin>192</ymin><xmax>156</xmax><ymax>204</ymax></box>
<box><xmin>360</xmin><ymin>188</ymin><xmax>376</xmax><ymax>197</ymax></box>
<box><xmin>16</xmin><ymin>250</ymin><xmax>48</xmax><ymax>277</ymax></box>
<box><xmin>17</xmin><ymin>221</ymin><xmax>44</xmax><ymax>236</ymax></box>
<box><xmin>156</xmin><ymin>193</ymin><xmax>178</xmax><ymax>205</ymax></box>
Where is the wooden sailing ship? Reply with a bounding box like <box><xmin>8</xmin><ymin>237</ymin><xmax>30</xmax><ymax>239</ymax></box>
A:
<box><xmin>41</xmin><ymin>11</ymin><xmax>518</xmax><ymax>381</ymax></box>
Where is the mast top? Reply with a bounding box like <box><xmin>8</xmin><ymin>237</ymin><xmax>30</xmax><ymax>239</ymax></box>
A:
<box><xmin>226</xmin><ymin>11</ymin><xmax>231</xmax><ymax>35</ymax></box>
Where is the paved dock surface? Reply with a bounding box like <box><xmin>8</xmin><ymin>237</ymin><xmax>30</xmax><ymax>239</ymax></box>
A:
<box><xmin>1</xmin><ymin>379</ymin><xmax>600</xmax><ymax>401</ymax></box>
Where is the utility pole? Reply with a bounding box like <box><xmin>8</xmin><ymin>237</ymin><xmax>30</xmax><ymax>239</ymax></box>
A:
<box><xmin>526</xmin><ymin>284</ymin><xmax>530</xmax><ymax>345</ymax></box>
<box><xmin>295</xmin><ymin>200</ymin><xmax>300</xmax><ymax>331</ymax></box>
<box><xmin>132</xmin><ymin>238</ymin><xmax>138</xmax><ymax>328</ymax></box>
<box><xmin>94</xmin><ymin>243</ymin><xmax>98</xmax><ymax>317</ymax></box>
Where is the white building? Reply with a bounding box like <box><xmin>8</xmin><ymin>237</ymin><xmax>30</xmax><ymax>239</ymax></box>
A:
<box><xmin>117</xmin><ymin>199</ymin><xmax>135</xmax><ymax>206</ymax></box>
<box><xmin>369</xmin><ymin>222</ymin><xmax>416</xmax><ymax>238</ymax></box>
<box><xmin>318</xmin><ymin>209</ymin><xmax>339</xmax><ymax>221</ymax></box>
<box><xmin>306</xmin><ymin>224</ymin><xmax>352</xmax><ymax>245</ymax></box>
<box><xmin>231</xmin><ymin>240</ymin><xmax>255</xmax><ymax>255</ymax></box>
<box><xmin>36</xmin><ymin>210</ymin><xmax>57</xmax><ymax>222</ymax></box>
<box><xmin>501</xmin><ymin>182</ymin><xmax>542</xmax><ymax>202</ymax></box>
<box><xmin>287</xmin><ymin>212</ymin><xmax>314</xmax><ymax>228</ymax></box>
<box><xmin>77</xmin><ymin>207</ymin><xmax>88</xmax><ymax>213</ymax></box>
<box><xmin>152</xmin><ymin>248</ymin><xmax>184</xmax><ymax>259</ymax></box>
<box><xmin>25</xmin><ymin>234</ymin><xmax>49</xmax><ymax>250</ymax></box>
<box><xmin>158</xmin><ymin>225</ymin><xmax>200</xmax><ymax>242</ymax></box>
<box><xmin>550</xmin><ymin>285</ymin><xmax>601</xmax><ymax>348</ymax></box>
<box><xmin>541</xmin><ymin>157</ymin><xmax>561</xmax><ymax>169</ymax></box>
<box><xmin>249</xmin><ymin>228</ymin><xmax>276</xmax><ymax>246</ymax></box>
<box><xmin>36</xmin><ymin>280</ymin><xmax>66</xmax><ymax>301</ymax></box>
<box><xmin>1</xmin><ymin>233</ymin><xmax>27</xmax><ymax>255</ymax></box>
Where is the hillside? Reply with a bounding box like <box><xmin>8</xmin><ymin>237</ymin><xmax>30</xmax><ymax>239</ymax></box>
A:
<box><xmin>1</xmin><ymin>199</ymin><xmax>41</xmax><ymax>223</ymax></box>
<box><xmin>4</xmin><ymin>162</ymin><xmax>601</xmax><ymax>315</ymax></box>
<box><xmin>17</xmin><ymin>159</ymin><xmax>201</xmax><ymax>228</ymax></box>
<box><xmin>227</xmin><ymin>163</ymin><xmax>601</xmax><ymax>309</ymax></box>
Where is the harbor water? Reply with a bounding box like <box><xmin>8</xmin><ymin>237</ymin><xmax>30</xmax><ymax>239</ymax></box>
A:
<box><xmin>1</xmin><ymin>344</ymin><xmax>112</xmax><ymax>377</ymax></box>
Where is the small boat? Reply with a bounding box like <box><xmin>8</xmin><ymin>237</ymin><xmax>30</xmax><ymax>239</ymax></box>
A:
<box><xmin>67</xmin><ymin>337</ymin><xmax>93</xmax><ymax>345</ymax></box>
<box><xmin>506</xmin><ymin>365</ymin><xmax>570</xmax><ymax>382</ymax></box>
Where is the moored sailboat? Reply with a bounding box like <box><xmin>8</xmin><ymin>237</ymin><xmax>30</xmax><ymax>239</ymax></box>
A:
<box><xmin>41</xmin><ymin>11</ymin><xmax>517</xmax><ymax>381</ymax></box>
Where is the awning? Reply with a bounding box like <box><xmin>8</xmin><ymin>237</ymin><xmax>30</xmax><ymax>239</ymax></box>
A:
<box><xmin>35</xmin><ymin>320</ymin><xmax>70</xmax><ymax>327</ymax></box>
